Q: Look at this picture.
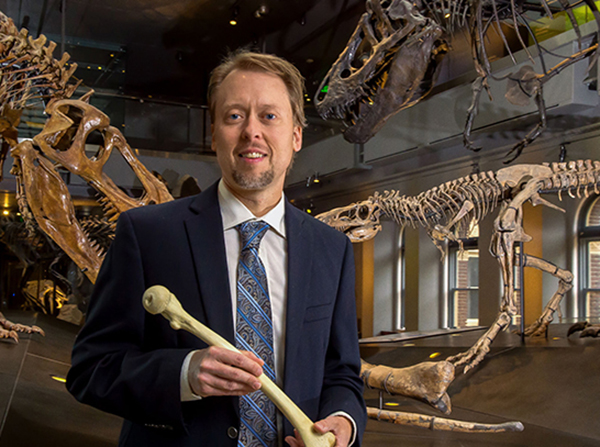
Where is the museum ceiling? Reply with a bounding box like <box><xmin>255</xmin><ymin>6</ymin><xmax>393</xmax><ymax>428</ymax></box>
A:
<box><xmin>0</xmin><ymin>0</ymin><xmax>370</xmax><ymax>151</ymax></box>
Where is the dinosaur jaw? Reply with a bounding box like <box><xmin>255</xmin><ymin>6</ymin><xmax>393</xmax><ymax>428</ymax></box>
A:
<box><xmin>314</xmin><ymin>0</ymin><xmax>447</xmax><ymax>144</ymax></box>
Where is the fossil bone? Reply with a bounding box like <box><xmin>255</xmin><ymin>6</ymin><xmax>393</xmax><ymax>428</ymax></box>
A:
<box><xmin>142</xmin><ymin>285</ymin><xmax>336</xmax><ymax>447</ymax></box>
<box><xmin>361</xmin><ymin>360</ymin><xmax>454</xmax><ymax>414</ymax></box>
<box><xmin>0</xmin><ymin>11</ymin><xmax>173</xmax><ymax>284</ymax></box>
<box><xmin>318</xmin><ymin>159</ymin><xmax>600</xmax><ymax>423</ymax></box>
<box><xmin>0</xmin><ymin>311</ymin><xmax>44</xmax><ymax>342</ymax></box>
<box><xmin>366</xmin><ymin>407</ymin><xmax>524</xmax><ymax>433</ymax></box>
<box><xmin>315</xmin><ymin>0</ymin><xmax>600</xmax><ymax>162</ymax></box>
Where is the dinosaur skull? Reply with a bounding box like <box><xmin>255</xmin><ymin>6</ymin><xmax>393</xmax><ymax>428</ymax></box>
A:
<box><xmin>32</xmin><ymin>98</ymin><xmax>173</xmax><ymax>219</ymax></box>
<box><xmin>10</xmin><ymin>97</ymin><xmax>173</xmax><ymax>282</ymax></box>
<box><xmin>316</xmin><ymin>200</ymin><xmax>382</xmax><ymax>242</ymax></box>
<box><xmin>315</xmin><ymin>0</ymin><xmax>447</xmax><ymax>144</ymax></box>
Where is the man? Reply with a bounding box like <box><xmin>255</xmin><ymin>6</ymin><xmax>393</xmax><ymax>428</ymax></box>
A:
<box><xmin>67</xmin><ymin>51</ymin><xmax>366</xmax><ymax>447</ymax></box>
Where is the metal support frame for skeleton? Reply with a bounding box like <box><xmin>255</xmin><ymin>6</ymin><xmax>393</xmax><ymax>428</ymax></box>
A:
<box><xmin>315</xmin><ymin>0</ymin><xmax>600</xmax><ymax>162</ymax></box>
<box><xmin>317</xmin><ymin>159</ymin><xmax>600</xmax><ymax>427</ymax></box>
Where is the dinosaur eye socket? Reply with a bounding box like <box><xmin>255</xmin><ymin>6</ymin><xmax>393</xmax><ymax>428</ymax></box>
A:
<box><xmin>341</xmin><ymin>69</ymin><xmax>351</xmax><ymax>79</ymax></box>
<box><xmin>357</xmin><ymin>205</ymin><xmax>370</xmax><ymax>220</ymax></box>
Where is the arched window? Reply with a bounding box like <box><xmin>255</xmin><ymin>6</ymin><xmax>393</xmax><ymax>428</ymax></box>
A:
<box><xmin>579</xmin><ymin>195</ymin><xmax>600</xmax><ymax>322</ymax></box>
<box><xmin>448</xmin><ymin>225</ymin><xmax>479</xmax><ymax>328</ymax></box>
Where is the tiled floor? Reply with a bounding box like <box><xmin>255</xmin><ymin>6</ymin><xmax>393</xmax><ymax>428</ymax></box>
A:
<box><xmin>0</xmin><ymin>311</ymin><xmax>121</xmax><ymax>447</ymax></box>
<box><xmin>361</xmin><ymin>324</ymin><xmax>600</xmax><ymax>446</ymax></box>
<box><xmin>1</xmin><ymin>313</ymin><xmax>598</xmax><ymax>446</ymax></box>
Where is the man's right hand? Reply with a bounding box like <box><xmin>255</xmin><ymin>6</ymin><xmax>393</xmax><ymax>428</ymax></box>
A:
<box><xmin>188</xmin><ymin>347</ymin><xmax>264</xmax><ymax>397</ymax></box>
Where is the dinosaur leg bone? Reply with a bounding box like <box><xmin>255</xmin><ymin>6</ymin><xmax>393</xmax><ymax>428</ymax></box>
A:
<box><xmin>142</xmin><ymin>285</ymin><xmax>336</xmax><ymax>447</ymax></box>
<box><xmin>521</xmin><ymin>254</ymin><xmax>573</xmax><ymax>337</ymax></box>
<box><xmin>447</xmin><ymin>312</ymin><xmax>512</xmax><ymax>373</ymax></box>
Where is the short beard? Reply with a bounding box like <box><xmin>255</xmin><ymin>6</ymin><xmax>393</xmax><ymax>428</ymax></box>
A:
<box><xmin>232</xmin><ymin>168</ymin><xmax>275</xmax><ymax>190</ymax></box>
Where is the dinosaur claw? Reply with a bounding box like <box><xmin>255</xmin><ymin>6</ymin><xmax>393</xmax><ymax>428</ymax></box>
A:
<box><xmin>567</xmin><ymin>321</ymin><xmax>589</xmax><ymax>337</ymax></box>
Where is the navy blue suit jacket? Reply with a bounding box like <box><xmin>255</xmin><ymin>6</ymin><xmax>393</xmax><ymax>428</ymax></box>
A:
<box><xmin>67</xmin><ymin>182</ymin><xmax>366</xmax><ymax>446</ymax></box>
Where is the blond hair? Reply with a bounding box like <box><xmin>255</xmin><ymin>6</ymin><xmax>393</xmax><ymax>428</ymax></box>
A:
<box><xmin>208</xmin><ymin>50</ymin><xmax>307</xmax><ymax>128</ymax></box>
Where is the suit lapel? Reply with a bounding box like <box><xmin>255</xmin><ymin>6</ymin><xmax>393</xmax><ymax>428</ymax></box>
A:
<box><xmin>283</xmin><ymin>202</ymin><xmax>313</xmax><ymax>391</ymax></box>
<box><xmin>184</xmin><ymin>182</ymin><xmax>235</xmax><ymax>344</ymax></box>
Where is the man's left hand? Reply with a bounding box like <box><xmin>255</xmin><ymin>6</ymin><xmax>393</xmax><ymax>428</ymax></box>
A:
<box><xmin>284</xmin><ymin>415</ymin><xmax>352</xmax><ymax>447</ymax></box>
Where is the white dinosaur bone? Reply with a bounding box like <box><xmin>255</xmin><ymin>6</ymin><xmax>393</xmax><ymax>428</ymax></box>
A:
<box><xmin>142</xmin><ymin>285</ymin><xmax>336</xmax><ymax>447</ymax></box>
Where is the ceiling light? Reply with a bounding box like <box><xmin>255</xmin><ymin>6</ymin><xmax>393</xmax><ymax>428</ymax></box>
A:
<box><xmin>50</xmin><ymin>375</ymin><xmax>67</xmax><ymax>383</ymax></box>
<box><xmin>429</xmin><ymin>352</ymin><xmax>441</xmax><ymax>359</ymax></box>
<box><xmin>2</xmin><ymin>210</ymin><xmax>9</xmax><ymax>216</ymax></box>
<box><xmin>230</xmin><ymin>4</ymin><xmax>240</xmax><ymax>25</ymax></box>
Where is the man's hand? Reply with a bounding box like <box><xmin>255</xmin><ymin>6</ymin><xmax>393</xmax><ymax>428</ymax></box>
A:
<box><xmin>188</xmin><ymin>346</ymin><xmax>264</xmax><ymax>397</ymax></box>
<box><xmin>284</xmin><ymin>415</ymin><xmax>352</xmax><ymax>447</ymax></box>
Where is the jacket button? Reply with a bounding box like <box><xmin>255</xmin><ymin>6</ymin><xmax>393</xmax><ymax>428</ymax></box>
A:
<box><xmin>227</xmin><ymin>426</ymin><xmax>238</xmax><ymax>439</ymax></box>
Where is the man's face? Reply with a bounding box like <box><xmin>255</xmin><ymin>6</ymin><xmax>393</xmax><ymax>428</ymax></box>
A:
<box><xmin>211</xmin><ymin>69</ymin><xmax>302</xmax><ymax>199</ymax></box>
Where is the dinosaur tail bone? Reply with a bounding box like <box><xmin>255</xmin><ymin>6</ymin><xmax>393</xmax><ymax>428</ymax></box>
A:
<box><xmin>367</xmin><ymin>407</ymin><xmax>524</xmax><ymax>433</ymax></box>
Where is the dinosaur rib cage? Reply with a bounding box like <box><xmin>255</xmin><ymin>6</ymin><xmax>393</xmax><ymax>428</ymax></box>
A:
<box><xmin>371</xmin><ymin>160</ymin><xmax>600</xmax><ymax>234</ymax></box>
<box><xmin>372</xmin><ymin>174</ymin><xmax>511</xmax><ymax>234</ymax></box>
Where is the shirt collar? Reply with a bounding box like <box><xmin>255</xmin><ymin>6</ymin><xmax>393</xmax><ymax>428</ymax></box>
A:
<box><xmin>218</xmin><ymin>179</ymin><xmax>286</xmax><ymax>239</ymax></box>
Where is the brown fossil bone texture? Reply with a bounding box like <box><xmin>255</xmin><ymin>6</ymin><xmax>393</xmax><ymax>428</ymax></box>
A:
<box><xmin>318</xmin><ymin>159</ymin><xmax>600</xmax><ymax>425</ymax></box>
<box><xmin>315</xmin><ymin>0</ymin><xmax>600</xmax><ymax>162</ymax></box>
<box><xmin>0</xmin><ymin>311</ymin><xmax>45</xmax><ymax>342</ymax></box>
<box><xmin>143</xmin><ymin>285</ymin><xmax>336</xmax><ymax>447</ymax></box>
<box><xmin>366</xmin><ymin>407</ymin><xmax>524</xmax><ymax>433</ymax></box>
<box><xmin>361</xmin><ymin>360</ymin><xmax>455</xmax><ymax>414</ymax></box>
<box><xmin>0</xmin><ymin>8</ymin><xmax>173</xmax><ymax>284</ymax></box>
<box><xmin>10</xmin><ymin>97</ymin><xmax>173</xmax><ymax>283</ymax></box>
<box><xmin>0</xmin><ymin>10</ymin><xmax>79</xmax><ymax>180</ymax></box>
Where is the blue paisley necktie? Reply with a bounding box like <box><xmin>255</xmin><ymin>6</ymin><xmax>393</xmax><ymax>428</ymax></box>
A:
<box><xmin>235</xmin><ymin>221</ymin><xmax>277</xmax><ymax>447</ymax></box>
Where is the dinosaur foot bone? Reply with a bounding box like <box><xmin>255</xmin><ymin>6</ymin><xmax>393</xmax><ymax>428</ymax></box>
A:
<box><xmin>448</xmin><ymin>312</ymin><xmax>511</xmax><ymax>374</ymax></box>
<box><xmin>361</xmin><ymin>360</ymin><xmax>455</xmax><ymax>414</ymax></box>
<box><xmin>566</xmin><ymin>321</ymin><xmax>600</xmax><ymax>338</ymax></box>
<box><xmin>0</xmin><ymin>312</ymin><xmax>45</xmax><ymax>343</ymax></box>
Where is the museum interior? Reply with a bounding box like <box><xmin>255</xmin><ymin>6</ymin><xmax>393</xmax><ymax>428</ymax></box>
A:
<box><xmin>1</xmin><ymin>0</ymin><xmax>600</xmax><ymax>446</ymax></box>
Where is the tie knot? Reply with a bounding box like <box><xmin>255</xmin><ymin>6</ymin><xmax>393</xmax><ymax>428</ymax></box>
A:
<box><xmin>237</xmin><ymin>221</ymin><xmax>269</xmax><ymax>250</ymax></box>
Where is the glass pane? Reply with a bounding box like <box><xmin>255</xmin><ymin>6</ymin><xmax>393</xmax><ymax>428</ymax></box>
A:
<box><xmin>453</xmin><ymin>290</ymin><xmax>479</xmax><ymax>328</ymax></box>
<box><xmin>586</xmin><ymin>197</ymin><xmax>600</xmax><ymax>227</ymax></box>
<box><xmin>455</xmin><ymin>249</ymin><xmax>479</xmax><ymax>288</ymax></box>
<box><xmin>586</xmin><ymin>291</ymin><xmax>600</xmax><ymax>320</ymax></box>
<box><xmin>588</xmin><ymin>241</ymin><xmax>600</xmax><ymax>289</ymax></box>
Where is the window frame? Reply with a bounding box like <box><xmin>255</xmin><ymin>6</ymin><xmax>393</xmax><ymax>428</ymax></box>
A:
<box><xmin>447</xmin><ymin>236</ymin><xmax>479</xmax><ymax>328</ymax></box>
<box><xmin>578</xmin><ymin>195</ymin><xmax>600</xmax><ymax>321</ymax></box>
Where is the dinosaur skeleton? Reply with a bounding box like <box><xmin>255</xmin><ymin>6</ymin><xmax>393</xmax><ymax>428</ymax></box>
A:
<box><xmin>0</xmin><ymin>10</ymin><xmax>173</xmax><ymax>286</ymax></box>
<box><xmin>0</xmin><ymin>11</ymin><xmax>173</xmax><ymax>340</ymax></box>
<box><xmin>317</xmin><ymin>159</ymin><xmax>599</xmax><ymax>425</ymax></box>
<box><xmin>0</xmin><ymin>11</ymin><xmax>79</xmax><ymax>180</ymax></box>
<box><xmin>315</xmin><ymin>0</ymin><xmax>600</xmax><ymax>162</ymax></box>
